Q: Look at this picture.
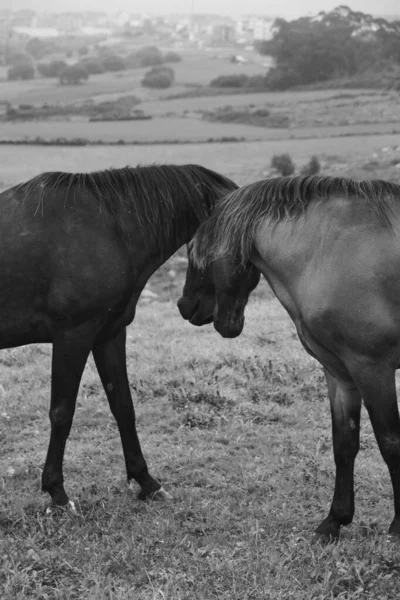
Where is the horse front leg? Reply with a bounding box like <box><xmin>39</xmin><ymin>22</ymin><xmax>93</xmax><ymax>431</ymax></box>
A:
<box><xmin>350</xmin><ymin>362</ymin><xmax>400</xmax><ymax>536</ymax></box>
<box><xmin>316</xmin><ymin>368</ymin><xmax>362</xmax><ymax>541</ymax></box>
<box><xmin>42</xmin><ymin>325</ymin><xmax>97</xmax><ymax>508</ymax></box>
<box><xmin>92</xmin><ymin>328</ymin><xmax>168</xmax><ymax>500</ymax></box>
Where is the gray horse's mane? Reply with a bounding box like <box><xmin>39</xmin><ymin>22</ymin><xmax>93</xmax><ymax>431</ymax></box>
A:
<box><xmin>192</xmin><ymin>175</ymin><xmax>400</xmax><ymax>267</ymax></box>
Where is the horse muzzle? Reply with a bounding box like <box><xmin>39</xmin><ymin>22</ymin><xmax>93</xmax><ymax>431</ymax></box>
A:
<box><xmin>213</xmin><ymin>315</ymin><xmax>245</xmax><ymax>338</ymax></box>
<box><xmin>177</xmin><ymin>296</ymin><xmax>214</xmax><ymax>326</ymax></box>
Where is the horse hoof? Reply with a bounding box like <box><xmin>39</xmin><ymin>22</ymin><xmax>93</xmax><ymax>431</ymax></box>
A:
<box><xmin>46</xmin><ymin>500</ymin><xmax>78</xmax><ymax>516</ymax></box>
<box><xmin>132</xmin><ymin>481</ymin><xmax>173</xmax><ymax>502</ymax></box>
<box><xmin>315</xmin><ymin>520</ymin><xmax>341</xmax><ymax>544</ymax></box>
<box><xmin>151</xmin><ymin>486</ymin><xmax>173</xmax><ymax>501</ymax></box>
<box><xmin>314</xmin><ymin>530</ymin><xmax>340</xmax><ymax>545</ymax></box>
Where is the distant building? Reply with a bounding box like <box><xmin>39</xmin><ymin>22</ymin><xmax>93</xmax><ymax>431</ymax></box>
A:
<box><xmin>12</xmin><ymin>26</ymin><xmax>60</xmax><ymax>39</ymax></box>
<box><xmin>0</xmin><ymin>15</ymin><xmax>11</xmax><ymax>40</ymax></box>
<box><xmin>236</xmin><ymin>18</ymin><xmax>252</xmax><ymax>36</ymax></box>
<box><xmin>253</xmin><ymin>19</ymin><xmax>273</xmax><ymax>41</ymax></box>
<box><xmin>11</xmin><ymin>10</ymin><xmax>35</xmax><ymax>28</ymax></box>
<box><xmin>211</xmin><ymin>23</ymin><xmax>235</xmax><ymax>43</ymax></box>
<box><xmin>56</xmin><ymin>13</ymin><xmax>85</xmax><ymax>32</ymax></box>
<box><xmin>0</xmin><ymin>15</ymin><xmax>12</xmax><ymax>65</ymax></box>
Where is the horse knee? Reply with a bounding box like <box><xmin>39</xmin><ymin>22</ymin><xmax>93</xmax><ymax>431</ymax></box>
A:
<box><xmin>49</xmin><ymin>404</ymin><xmax>73</xmax><ymax>429</ymax></box>
<box><xmin>379</xmin><ymin>433</ymin><xmax>400</xmax><ymax>468</ymax></box>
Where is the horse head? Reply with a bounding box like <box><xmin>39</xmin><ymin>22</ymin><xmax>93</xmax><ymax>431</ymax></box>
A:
<box><xmin>178</xmin><ymin>247</ymin><xmax>260</xmax><ymax>338</ymax></box>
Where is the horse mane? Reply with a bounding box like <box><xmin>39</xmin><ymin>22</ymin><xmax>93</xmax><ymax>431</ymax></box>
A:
<box><xmin>16</xmin><ymin>164</ymin><xmax>237</xmax><ymax>251</ymax></box>
<box><xmin>192</xmin><ymin>175</ymin><xmax>400</xmax><ymax>268</ymax></box>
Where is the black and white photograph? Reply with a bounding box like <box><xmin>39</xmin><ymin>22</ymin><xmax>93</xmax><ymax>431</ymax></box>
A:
<box><xmin>1</xmin><ymin>0</ymin><xmax>400</xmax><ymax>597</ymax></box>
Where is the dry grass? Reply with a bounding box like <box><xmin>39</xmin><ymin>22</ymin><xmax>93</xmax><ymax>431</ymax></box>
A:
<box><xmin>198</xmin><ymin>91</ymin><xmax>400</xmax><ymax>130</ymax></box>
<box><xmin>2</xmin><ymin>80</ymin><xmax>400</xmax><ymax>146</ymax></box>
<box><xmin>0</xmin><ymin>117</ymin><xmax>256</xmax><ymax>144</ymax></box>
<box><xmin>1</xmin><ymin>134</ymin><xmax>400</xmax><ymax>194</ymax></box>
<box><xmin>140</xmin><ymin>89</ymin><xmax>373</xmax><ymax>115</ymax></box>
<box><xmin>1</xmin><ymin>294</ymin><xmax>400</xmax><ymax>599</ymax></box>
<box><xmin>2</xmin><ymin>141</ymin><xmax>400</xmax><ymax>597</ymax></box>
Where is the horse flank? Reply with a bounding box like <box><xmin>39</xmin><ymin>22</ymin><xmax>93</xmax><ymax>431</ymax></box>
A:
<box><xmin>14</xmin><ymin>164</ymin><xmax>237</xmax><ymax>252</ymax></box>
<box><xmin>192</xmin><ymin>175</ymin><xmax>400</xmax><ymax>268</ymax></box>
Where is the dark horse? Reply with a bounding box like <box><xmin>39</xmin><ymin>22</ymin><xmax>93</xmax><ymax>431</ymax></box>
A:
<box><xmin>0</xmin><ymin>164</ymin><xmax>237</xmax><ymax>510</ymax></box>
<box><xmin>178</xmin><ymin>175</ymin><xmax>400</xmax><ymax>540</ymax></box>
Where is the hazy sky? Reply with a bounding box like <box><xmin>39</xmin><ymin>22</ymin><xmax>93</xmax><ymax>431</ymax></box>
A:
<box><xmin>5</xmin><ymin>0</ymin><xmax>400</xmax><ymax>18</ymax></box>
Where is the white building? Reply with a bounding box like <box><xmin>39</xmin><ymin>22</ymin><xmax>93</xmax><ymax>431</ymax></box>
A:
<box><xmin>253</xmin><ymin>18</ymin><xmax>273</xmax><ymax>41</ymax></box>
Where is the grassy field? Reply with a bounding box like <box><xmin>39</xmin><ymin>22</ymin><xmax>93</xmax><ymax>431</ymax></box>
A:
<box><xmin>0</xmin><ymin>68</ymin><xmax>150</xmax><ymax>105</ymax></box>
<box><xmin>1</xmin><ymin>135</ymin><xmax>400</xmax><ymax>192</ymax></box>
<box><xmin>1</xmin><ymin>140</ymin><xmax>400</xmax><ymax>598</ymax></box>
<box><xmin>2</xmin><ymin>119</ymin><xmax>400</xmax><ymax>145</ymax></box>
<box><xmin>1</xmin><ymin>294</ymin><xmax>400</xmax><ymax>599</ymax></box>
<box><xmin>0</xmin><ymin>54</ymin><xmax>266</xmax><ymax>107</ymax></box>
<box><xmin>2</xmin><ymin>85</ymin><xmax>400</xmax><ymax>144</ymax></box>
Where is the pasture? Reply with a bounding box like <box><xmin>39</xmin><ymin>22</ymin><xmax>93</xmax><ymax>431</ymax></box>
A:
<box><xmin>1</xmin><ymin>140</ymin><xmax>400</xmax><ymax>599</ymax></box>
<box><xmin>2</xmin><ymin>86</ymin><xmax>400</xmax><ymax>145</ymax></box>
<box><xmin>1</xmin><ymin>135</ymin><xmax>400</xmax><ymax>191</ymax></box>
<box><xmin>2</xmin><ymin>119</ymin><xmax>400</xmax><ymax>145</ymax></box>
<box><xmin>0</xmin><ymin>53</ymin><xmax>266</xmax><ymax>107</ymax></box>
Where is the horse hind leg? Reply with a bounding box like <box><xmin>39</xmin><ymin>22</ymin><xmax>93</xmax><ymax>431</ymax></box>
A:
<box><xmin>42</xmin><ymin>325</ymin><xmax>98</xmax><ymax>508</ymax></box>
<box><xmin>92</xmin><ymin>329</ymin><xmax>168</xmax><ymax>501</ymax></box>
<box><xmin>315</xmin><ymin>368</ymin><xmax>362</xmax><ymax>541</ymax></box>
<box><xmin>349</xmin><ymin>362</ymin><xmax>400</xmax><ymax>536</ymax></box>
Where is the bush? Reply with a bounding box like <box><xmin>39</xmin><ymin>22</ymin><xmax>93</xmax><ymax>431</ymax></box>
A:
<box><xmin>135</xmin><ymin>46</ymin><xmax>163</xmax><ymax>67</ymax></box>
<box><xmin>271</xmin><ymin>153</ymin><xmax>296</xmax><ymax>176</ymax></box>
<box><xmin>79</xmin><ymin>58</ymin><xmax>104</xmax><ymax>74</ymax></box>
<box><xmin>37</xmin><ymin>60</ymin><xmax>67</xmax><ymax>78</ymax></box>
<box><xmin>7</xmin><ymin>51</ymin><xmax>33</xmax><ymax>67</ymax></box>
<box><xmin>209</xmin><ymin>74</ymin><xmax>249</xmax><ymax>88</ymax></box>
<box><xmin>101</xmin><ymin>54</ymin><xmax>126</xmax><ymax>72</ymax></box>
<box><xmin>142</xmin><ymin>66</ymin><xmax>174</xmax><ymax>89</ymax></box>
<box><xmin>246</xmin><ymin>74</ymin><xmax>268</xmax><ymax>88</ymax></box>
<box><xmin>59</xmin><ymin>65</ymin><xmax>89</xmax><ymax>85</ymax></box>
<box><xmin>163</xmin><ymin>51</ymin><xmax>182</xmax><ymax>63</ymax></box>
<box><xmin>301</xmin><ymin>156</ymin><xmax>321</xmax><ymax>176</ymax></box>
<box><xmin>25</xmin><ymin>37</ymin><xmax>51</xmax><ymax>60</ymax></box>
<box><xmin>266</xmin><ymin>66</ymin><xmax>302</xmax><ymax>91</ymax></box>
<box><xmin>7</xmin><ymin>63</ymin><xmax>35</xmax><ymax>81</ymax></box>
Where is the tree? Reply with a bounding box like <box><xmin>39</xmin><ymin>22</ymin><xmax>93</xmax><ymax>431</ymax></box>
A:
<box><xmin>8</xmin><ymin>63</ymin><xmax>35</xmax><ymax>81</ymax></box>
<box><xmin>271</xmin><ymin>153</ymin><xmax>296</xmax><ymax>176</ymax></box>
<box><xmin>25</xmin><ymin>37</ymin><xmax>51</xmax><ymax>59</ymax></box>
<box><xmin>6</xmin><ymin>51</ymin><xmax>33</xmax><ymax>67</ymax></box>
<box><xmin>163</xmin><ymin>51</ymin><xmax>182</xmax><ymax>63</ymax></box>
<box><xmin>59</xmin><ymin>65</ymin><xmax>89</xmax><ymax>85</ymax></box>
<box><xmin>141</xmin><ymin>66</ymin><xmax>174</xmax><ymax>88</ymax></box>
<box><xmin>37</xmin><ymin>60</ymin><xmax>67</xmax><ymax>78</ymax></box>
<box><xmin>78</xmin><ymin>45</ymin><xmax>89</xmax><ymax>57</ymax></box>
<box><xmin>101</xmin><ymin>54</ymin><xmax>126</xmax><ymax>72</ymax></box>
<box><xmin>210</xmin><ymin>74</ymin><xmax>249</xmax><ymax>88</ymax></box>
<box><xmin>137</xmin><ymin>45</ymin><xmax>163</xmax><ymax>66</ymax></box>
<box><xmin>256</xmin><ymin>6</ymin><xmax>400</xmax><ymax>89</ymax></box>
<box><xmin>79</xmin><ymin>58</ymin><xmax>104</xmax><ymax>74</ymax></box>
<box><xmin>301</xmin><ymin>156</ymin><xmax>321</xmax><ymax>176</ymax></box>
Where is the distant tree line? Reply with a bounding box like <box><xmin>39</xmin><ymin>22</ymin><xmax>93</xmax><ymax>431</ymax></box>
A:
<box><xmin>255</xmin><ymin>5</ymin><xmax>400</xmax><ymax>89</ymax></box>
<box><xmin>6</xmin><ymin>44</ymin><xmax>181</xmax><ymax>88</ymax></box>
<box><xmin>208</xmin><ymin>6</ymin><xmax>400</xmax><ymax>91</ymax></box>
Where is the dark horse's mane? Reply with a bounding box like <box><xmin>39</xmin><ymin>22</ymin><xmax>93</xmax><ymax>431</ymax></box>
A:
<box><xmin>15</xmin><ymin>164</ymin><xmax>237</xmax><ymax>251</ymax></box>
<box><xmin>193</xmin><ymin>175</ymin><xmax>400</xmax><ymax>267</ymax></box>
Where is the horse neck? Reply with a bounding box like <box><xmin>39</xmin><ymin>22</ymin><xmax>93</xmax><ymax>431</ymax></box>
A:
<box><xmin>125</xmin><ymin>207</ymin><xmax>203</xmax><ymax>287</ymax></box>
